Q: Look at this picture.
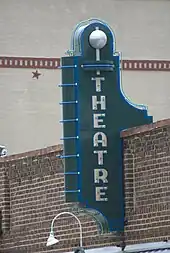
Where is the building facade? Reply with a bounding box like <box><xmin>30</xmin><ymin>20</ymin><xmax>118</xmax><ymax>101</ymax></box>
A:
<box><xmin>0</xmin><ymin>119</ymin><xmax>169</xmax><ymax>252</ymax></box>
<box><xmin>1</xmin><ymin>0</ymin><xmax>170</xmax><ymax>154</ymax></box>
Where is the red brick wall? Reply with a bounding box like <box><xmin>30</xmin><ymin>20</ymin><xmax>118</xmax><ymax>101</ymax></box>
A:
<box><xmin>0</xmin><ymin>162</ymin><xmax>10</xmax><ymax>233</ymax></box>
<box><xmin>0</xmin><ymin>120</ymin><xmax>170</xmax><ymax>253</ymax></box>
<box><xmin>122</xmin><ymin>119</ymin><xmax>170</xmax><ymax>244</ymax></box>
<box><xmin>0</xmin><ymin>145</ymin><xmax>118</xmax><ymax>253</ymax></box>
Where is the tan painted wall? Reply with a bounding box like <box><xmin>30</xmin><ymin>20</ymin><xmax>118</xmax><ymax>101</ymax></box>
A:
<box><xmin>0</xmin><ymin>0</ymin><xmax>170</xmax><ymax>154</ymax></box>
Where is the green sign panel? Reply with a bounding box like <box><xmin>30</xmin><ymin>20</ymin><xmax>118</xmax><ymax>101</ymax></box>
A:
<box><xmin>59</xmin><ymin>19</ymin><xmax>152</xmax><ymax>232</ymax></box>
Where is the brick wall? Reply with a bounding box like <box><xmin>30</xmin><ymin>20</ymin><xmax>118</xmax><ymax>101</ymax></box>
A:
<box><xmin>122</xmin><ymin>119</ymin><xmax>170</xmax><ymax>244</ymax></box>
<box><xmin>0</xmin><ymin>161</ymin><xmax>10</xmax><ymax>233</ymax></box>
<box><xmin>0</xmin><ymin>145</ymin><xmax>119</xmax><ymax>253</ymax></box>
<box><xmin>0</xmin><ymin>119</ymin><xmax>170</xmax><ymax>253</ymax></box>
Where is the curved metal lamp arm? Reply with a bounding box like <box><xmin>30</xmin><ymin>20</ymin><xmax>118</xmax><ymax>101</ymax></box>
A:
<box><xmin>50</xmin><ymin>211</ymin><xmax>83</xmax><ymax>248</ymax></box>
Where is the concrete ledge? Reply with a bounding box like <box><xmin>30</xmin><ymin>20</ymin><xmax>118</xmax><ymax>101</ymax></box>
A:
<box><xmin>120</xmin><ymin>118</ymin><xmax>170</xmax><ymax>138</ymax></box>
<box><xmin>0</xmin><ymin>144</ymin><xmax>63</xmax><ymax>162</ymax></box>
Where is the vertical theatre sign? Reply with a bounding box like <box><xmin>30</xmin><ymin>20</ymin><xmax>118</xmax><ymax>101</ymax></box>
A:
<box><xmin>92</xmin><ymin>70</ymin><xmax>108</xmax><ymax>202</ymax></box>
<box><xmin>59</xmin><ymin>19</ymin><xmax>152</xmax><ymax>232</ymax></box>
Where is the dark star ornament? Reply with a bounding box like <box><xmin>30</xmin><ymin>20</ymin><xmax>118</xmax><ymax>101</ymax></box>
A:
<box><xmin>32</xmin><ymin>70</ymin><xmax>41</xmax><ymax>79</ymax></box>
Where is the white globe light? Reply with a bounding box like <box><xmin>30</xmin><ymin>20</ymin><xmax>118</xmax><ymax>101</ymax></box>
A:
<box><xmin>89</xmin><ymin>30</ymin><xmax>107</xmax><ymax>49</ymax></box>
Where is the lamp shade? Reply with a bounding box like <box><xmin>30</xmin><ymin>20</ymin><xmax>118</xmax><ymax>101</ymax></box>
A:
<box><xmin>46</xmin><ymin>233</ymin><xmax>59</xmax><ymax>246</ymax></box>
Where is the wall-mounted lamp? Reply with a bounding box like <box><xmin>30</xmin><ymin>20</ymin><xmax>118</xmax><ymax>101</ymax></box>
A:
<box><xmin>46</xmin><ymin>211</ymin><xmax>85</xmax><ymax>252</ymax></box>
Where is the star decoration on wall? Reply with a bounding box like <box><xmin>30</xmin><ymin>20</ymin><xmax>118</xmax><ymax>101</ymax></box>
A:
<box><xmin>32</xmin><ymin>70</ymin><xmax>41</xmax><ymax>79</ymax></box>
